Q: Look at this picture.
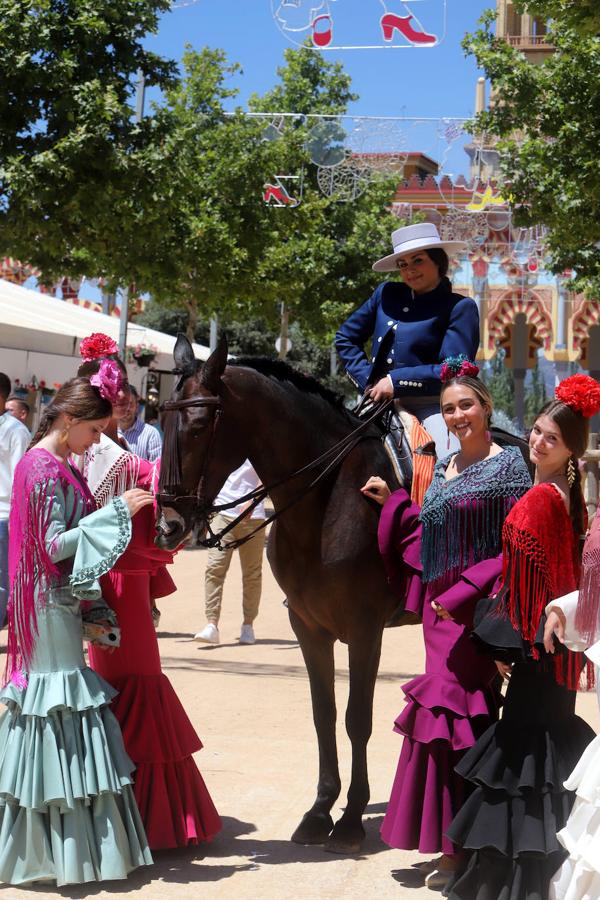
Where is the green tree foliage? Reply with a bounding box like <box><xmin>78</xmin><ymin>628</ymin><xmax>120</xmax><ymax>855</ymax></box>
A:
<box><xmin>483</xmin><ymin>349</ymin><xmax>516</xmax><ymax>421</ymax></box>
<box><xmin>0</xmin><ymin>0</ymin><xmax>174</xmax><ymax>279</ymax></box>
<box><xmin>523</xmin><ymin>0</ymin><xmax>600</xmax><ymax>35</ymax></box>
<box><xmin>247</xmin><ymin>47</ymin><xmax>401</xmax><ymax>344</ymax></box>
<box><xmin>524</xmin><ymin>356</ymin><xmax>548</xmax><ymax>427</ymax></box>
<box><xmin>463</xmin><ymin>4</ymin><xmax>600</xmax><ymax>294</ymax></box>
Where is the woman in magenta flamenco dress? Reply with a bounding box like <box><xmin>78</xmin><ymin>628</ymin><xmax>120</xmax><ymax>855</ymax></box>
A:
<box><xmin>366</xmin><ymin>359</ymin><xmax>531</xmax><ymax>888</ymax></box>
<box><xmin>77</xmin><ymin>333</ymin><xmax>221</xmax><ymax>850</ymax></box>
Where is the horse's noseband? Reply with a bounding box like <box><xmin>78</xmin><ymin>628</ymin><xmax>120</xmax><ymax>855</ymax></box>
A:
<box><xmin>156</xmin><ymin>395</ymin><xmax>222</xmax><ymax>510</ymax></box>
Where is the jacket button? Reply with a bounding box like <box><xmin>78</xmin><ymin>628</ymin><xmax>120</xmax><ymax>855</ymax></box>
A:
<box><xmin>371</xmin><ymin>357</ymin><xmax>375</xmax><ymax>363</ymax></box>
<box><xmin>387</xmin><ymin>320</ymin><xmax>393</xmax><ymax>326</ymax></box>
<box><xmin>377</xmin><ymin>336</ymin><xmax>382</xmax><ymax>342</ymax></box>
<box><xmin>387</xmin><ymin>358</ymin><xmax>392</xmax><ymax>364</ymax></box>
<box><xmin>403</xmin><ymin>307</ymin><xmax>409</xmax><ymax>312</ymax></box>
<box><xmin>393</xmin><ymin>324</ymin><xmax>398</xmax><ymax>331</ymax></box>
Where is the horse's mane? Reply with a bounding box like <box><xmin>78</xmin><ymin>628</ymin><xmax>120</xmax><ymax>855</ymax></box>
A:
<box><xmin>230</xmin><ymin>357</ymin><xmax>356</xmax><ymax>419</ymax></box>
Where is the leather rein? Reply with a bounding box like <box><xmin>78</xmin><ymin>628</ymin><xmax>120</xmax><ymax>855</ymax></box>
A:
<box><xmin>157</xmin><ymin>393</ymin><xmax>392</xmax><ymax>551</ymax></box>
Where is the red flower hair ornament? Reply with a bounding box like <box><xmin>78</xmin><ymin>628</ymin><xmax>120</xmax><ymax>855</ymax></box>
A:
<box><xmin>79</xmin><ymin>332</ymin><xmax>119</xmax><ymax>361</ymax></box>
<box><xmin>440</xmin><ymin>355</ymin><xmax>480</xmax><ymax>383</ymax></box>
<box><xmin>555</xmin><ymin>374</ymin><xmax>600</xmax><ymax>419</ymax></box>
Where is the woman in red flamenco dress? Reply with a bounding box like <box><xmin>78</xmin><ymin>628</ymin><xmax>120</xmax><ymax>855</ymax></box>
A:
<box><xmin>77</xmin><ymin>333</ymin><xmax>221</xmax><ymax>849</ymax></box>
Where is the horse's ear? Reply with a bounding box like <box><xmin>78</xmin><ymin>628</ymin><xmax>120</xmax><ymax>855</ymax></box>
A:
<box><xmin>173</xmin><ymin>333</ymin><xmax>196</xmax><ymax>375</ymax></box>
<box><xmin>200</xmin><ymin>334</ymin><xmax>228</xmax><ymax>393</ymax></box>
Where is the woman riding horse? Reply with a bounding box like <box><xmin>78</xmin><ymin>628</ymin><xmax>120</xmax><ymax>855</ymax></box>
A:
<box><xmin>335</xmin><ymin>223</ymin><xmax>476</xmax><ymax>458</ymax></box>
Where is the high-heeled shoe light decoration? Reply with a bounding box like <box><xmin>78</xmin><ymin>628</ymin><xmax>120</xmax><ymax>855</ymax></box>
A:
<box><xmin>271</xmin><ymin>0</ymin><xmax>445</xmax><ymax>50</ymax></box>
<box><xmin>263</xmin><ymin>175</ymin><xmax>302</xmax><ymax>208</ymax></box>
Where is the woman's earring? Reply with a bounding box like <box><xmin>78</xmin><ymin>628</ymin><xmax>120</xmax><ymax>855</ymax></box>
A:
<box><xmin>485</xmin><ymin>427</ymin><xmax>492</xmax><ymax>444</ymax></box>
<box><xmin>60</xmin><ymin>427</ymin><xmax>70</xmax><ymax>445</ymax></box>
<box><xmin>567</xmin><ymin>456</ymin><xmax>576</xmax><ymax>487</ymax></box>
<box><xmin>447</xmin><ymin>428</ymin><xmax>451</xmax><ymax>450</ymax></box>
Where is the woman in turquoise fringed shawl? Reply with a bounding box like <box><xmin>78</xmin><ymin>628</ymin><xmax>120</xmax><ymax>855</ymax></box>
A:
<box><xmin>364</xmin><ymin>358</ymin><xmax>531</xmax><ymax>890</ymax></box>
<box><xmin>0</xmin><ymin>375</ymin><xmax>155</xmax><ymax>886</ymax></box>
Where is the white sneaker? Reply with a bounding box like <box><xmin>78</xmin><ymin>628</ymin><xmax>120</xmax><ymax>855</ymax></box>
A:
<box><xmin>239</xmin><ymin>624</ymin><xmax>256</xmax><ymax>645</ymax></box>
<box><xmin>194</xmin><ymin>623</ymin><xmax>220</xmax><ymax>644</ymax></box>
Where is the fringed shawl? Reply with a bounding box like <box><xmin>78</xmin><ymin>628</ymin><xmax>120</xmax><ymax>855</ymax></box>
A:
<box><xmin>575</xmin><ymin>505</ymin><xmax>600</xmax><ymax>646</ymax></box>
<box><xmin>78</xmin><ymin>432</ymin><xmax>141</xmax><ymax>503</ymax></box>
<box><xmin>420</xmin><ymin>446</ymin><xmax>531</xmax><ymax>586</ymax></box>
<box><xmin>496</xmin><ymin>482</ymin><xmax>588</xmax><ymax>689</ymax></box>
<box><xmin>6</xmin><ymin>449</ymin><xmax>94</xmax><ymax>684</ymax></box>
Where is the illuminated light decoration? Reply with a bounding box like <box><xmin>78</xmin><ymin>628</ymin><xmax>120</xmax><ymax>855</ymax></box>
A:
<box><xmin>466</xmin><ymin>184</ymin><xmax>507</xmax><ymax>212</ymax></box>
<box><xmin>270</xmin><ymin>0</ymin><xmax>446</xmax><ymax>50</ymax></box>
<box><xmin>487</xmin><ymin>290</ymin><xmax>554</xmax><ymax>354</ymax></box>
<box><xmin>572</xmin><ymin>298</ymin><xmax>600</xmax><ymax>362</ymax></box>
<box><xmin>0</xmin><ymin>258</ymin><xmax>41</xmax><ymax>285</ymax></box>
<box><xmin>263</xmin><ymin>175</ymin><xmax>302</xmax><ymax>208</ymax></box>
<box><xmin>438</xmin><ymin>208</ymin><xmax>489</xmax><ymax>246</ymax></box>
<box><xmin>317</xmin><ymin>157</ymin><xmax>371</xmax><ymax>202</ymax></box>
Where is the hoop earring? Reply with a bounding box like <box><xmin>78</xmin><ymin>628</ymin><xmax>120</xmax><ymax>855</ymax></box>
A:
<box><xmin>567</xmin><ymin>456</ymin><xmax>576</xmax><ymax>487</ymax></box>
<box><xmin>485</xmin><ymin>429</ymin><xmax>492</xmax><ymax>444</ymax></box>
<box><xmin>60</xmin><ymin>426</ymin><xmax>70</xmax><ymax>445</ymax></box>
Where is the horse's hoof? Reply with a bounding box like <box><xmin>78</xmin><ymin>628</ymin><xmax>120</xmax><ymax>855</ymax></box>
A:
<box><xmin>325</xmin><ymin>821</ymin><xmax>365</xmax><ymax>855</ymax></box>
<box><xmin>291</xmin><ymin>812</ymin><xmax>334</xmax><ymax>845</ymax></box>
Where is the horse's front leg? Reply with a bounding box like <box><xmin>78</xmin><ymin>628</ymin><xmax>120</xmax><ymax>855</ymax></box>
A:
<box><xmin>288</xmin><ymin>606</ymin><xmax>341</xmax><ymax>845</ymax></box>
<box><xmin>327</xmin><ymin>623</ymin><xmax>384</xmax><ymax>854</ymax></box>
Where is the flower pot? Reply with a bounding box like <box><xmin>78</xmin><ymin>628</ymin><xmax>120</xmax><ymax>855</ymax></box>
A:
<box><xmin>135</xmin><ymin>354</ymin><xmax>155</xmax><ymax>368</ymax></box>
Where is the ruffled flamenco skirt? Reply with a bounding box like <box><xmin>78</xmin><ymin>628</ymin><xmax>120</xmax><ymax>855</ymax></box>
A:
<box><xmin>0</xmin><ymin>662</ymin><xmax>152</xmax><ymax>886</ymax></box>
<box><xmin>88</xmin><ymin>569</ymin><xmax>221</xmax><ymax>850</ymax></box>
<box><xmin>550</xmin><ymin>735</ymin><xmax>600</xmax><ymax>900</ymax></box>
<box><xmin>380</xmin><ymin>671</ymin><xmax>499</xmax><ymax>855</ymax></box>
<box><xmin>445</xmin><ymin>663</ymin><xmax>595</xmax><ymax>900</ymax></box>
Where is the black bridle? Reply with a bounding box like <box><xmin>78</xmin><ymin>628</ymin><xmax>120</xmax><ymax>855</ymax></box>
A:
<box><xmin>157</xmin><ymin>391</ymin><xmax>392</xmax><ymax>551</ymax></box>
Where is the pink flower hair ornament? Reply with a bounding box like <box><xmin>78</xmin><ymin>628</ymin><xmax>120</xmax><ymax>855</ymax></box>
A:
<box><xmin>555</xmin><ymin>374</ymin><xmax>600</xmax><ymax>419</ymax></box>
<box><xmin>79</xmin><ymin>332</ymin><xmax>119</xmax><ymax>361</ymax></box>
<box><xmin>440</xmin><ymin>354</ymin><xmax>480</xmax><ymax>384</ymax></box>
<box><xmin>89</xmin><ymin>359</ymin><xmax>124</xmax><ymax>405</ymax></box>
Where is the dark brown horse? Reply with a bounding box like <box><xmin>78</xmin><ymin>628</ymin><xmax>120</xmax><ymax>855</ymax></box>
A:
<box><xmin>155</xmin><ymin>334</ymin><xmax>408</xmax><ymax>854</ymax></box>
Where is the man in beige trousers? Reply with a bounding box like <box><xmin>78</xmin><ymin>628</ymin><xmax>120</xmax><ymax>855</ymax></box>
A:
<box><xmin>195</xmin><ymin>459</ymin><xmax>266</xmax><ymax>645</ymax></box>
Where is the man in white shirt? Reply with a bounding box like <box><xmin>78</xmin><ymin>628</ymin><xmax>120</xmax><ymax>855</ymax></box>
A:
<box><xmin>0</xmin><ymin>374</ymin><xmax>30</xmax><ymax>626</ymax></box>
<box><xmin>6</xmin><ymin>396</ymin><xmax>30</xmax><ymax>432</ymax></box>
<box><xmin>117</xmin><ymin>385</ymin><xmax>162</xmax><ymax>463</ymax></box>
<box><xmin>195</xmin><ymin>459</ymin><xmax>266</xmax><ymax>646</ymax></box>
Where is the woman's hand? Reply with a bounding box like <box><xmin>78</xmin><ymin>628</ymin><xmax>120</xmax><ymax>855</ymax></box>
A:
<box><xmin>431</xmin><ymin>600</ymin><xmax>454</xmax><ymax>621</ymax></box>
<box><xmin>495</xmin><ymin>660</ymin><xmax>513</xmax><ymax>681</ymax></box>
<box><xmin>121</xmin><ymin>488</ymin><xmax>155</xmax><ymax>517</ymax></box>
<box><xmin>368</xmin><ymin>377</ymin><xmax>394</xmax><ymax>403</ymax></box>
<box><xmin>360</xmin><ymin>476</ymin><xmax>391</xmax><ymax>506</ymax></box>
<box><xmin>543</xmin><ymin>609</ymin><xmax>566</xmax><ymax>654</ymax></box>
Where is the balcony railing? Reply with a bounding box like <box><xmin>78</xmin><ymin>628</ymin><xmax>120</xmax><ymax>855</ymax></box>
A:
<box><xmin>507</xmin><ymin>34</ymin><xmax>554</xmax><ymax>49</ymax></box>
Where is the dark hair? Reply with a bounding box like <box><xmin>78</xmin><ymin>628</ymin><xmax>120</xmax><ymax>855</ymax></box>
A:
<box><xmin>425</xmin><ymin>248</ymin><xmax>452</xmax><ymax>294</ymax></box>
<box><xmin>0</xmin><ymin>372</ymin><xmax>11</xmax><ymax>401</ymax></box>
<box><xmin>440</xmin><ymin>375</ymin><xmax>494</xmax><ymax>426</ymax></box>
<box><xmin>128</xmin><ymin>384</ymin><xmax>139</xmax><ymax>400</ymax></box>
<box><xmin>7</xmin><ymin>395</ymin><xmax>30</xmax><ymax>415</ymax></box>
<box><xmin>78</xmin><ymin>355</ymin><xmax>127</xmax><ymax>379</ymax></box>
<box><xmin>535</xmin><ymin>399</ymin><xmax>589</xmax><ymax>540</ymax></box>
<box><xmin>30</xmin><ymin>377</ymin><xmax>112</xmax><ymax>447</ymax></box>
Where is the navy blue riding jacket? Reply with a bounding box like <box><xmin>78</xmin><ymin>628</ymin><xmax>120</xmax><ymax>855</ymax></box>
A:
<box><xmin>335</xmin><ymin>281</ymin><xmax>480</xmax><ymax>398</ymax></box>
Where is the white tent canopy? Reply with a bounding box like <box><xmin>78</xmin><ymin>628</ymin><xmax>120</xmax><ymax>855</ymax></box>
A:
<box><xmin>0</xmin><ymin>279</ymin><xmax>210</xmax><ymax>394</ymax></box>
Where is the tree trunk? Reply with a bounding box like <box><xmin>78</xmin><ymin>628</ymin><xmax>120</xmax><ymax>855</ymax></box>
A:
<box><xmin>186</xmin><ymin>297</ymin><xmax>198</xmax><ymax>342</ymax></box>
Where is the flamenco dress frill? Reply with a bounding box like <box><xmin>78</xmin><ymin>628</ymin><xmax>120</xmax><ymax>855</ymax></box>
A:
<box><xmin>446</xmin><ymin>484</ymin><xmax>595</xmax><ymax>900</ymax></box>
<box><xmin>87</xmin><ymin>455</ymin><xmax>221</xmax><ymax>850</ymax></box>
<box><xmin>380</xmin><ymin>447</ymin><xmax>531</xmax><ymax>855</ymax></box>
<box><xmin>548</xmin><ymin>583</ymin><xmax>600</xmax><ymax>900</ymax></box>
<box><xmin>0</xmin><ymin>456</ymin><xmax>152</xmax><ymax>885</ymax></box>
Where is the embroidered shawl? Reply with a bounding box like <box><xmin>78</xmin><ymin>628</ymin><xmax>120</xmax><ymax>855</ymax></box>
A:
<box><xmin>420</xmin><ymin>446</ymin><xmax>531</xmax><ymax>586</ymax></box>
<box><xmin>6</xmin><ymin>449</ymin><xmax>94</xmax><ymax>682</ymax></box>
<box><xmin>78</xmin><ymin>432</ymin><xmax>142</xmax><ymax>503</ymax></box>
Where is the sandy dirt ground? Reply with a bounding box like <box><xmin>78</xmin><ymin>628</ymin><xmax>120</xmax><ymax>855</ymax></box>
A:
<box><xmin>1</xmin><ymin>546</ymin><xmax>599</xmax><ymax>900</ymax></box>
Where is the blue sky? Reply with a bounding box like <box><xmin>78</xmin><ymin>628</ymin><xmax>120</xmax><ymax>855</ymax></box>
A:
<box><xmin>145</xmin><ymin>0</ymin><xmax>491</xmax><ymax>175</ymax></box>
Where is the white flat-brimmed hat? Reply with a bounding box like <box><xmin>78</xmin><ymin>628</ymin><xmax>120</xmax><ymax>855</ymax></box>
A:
<box><xmin>372</xmin><ymin>223</ymin><xmax>467</xmax><ymax>272</ymax></box>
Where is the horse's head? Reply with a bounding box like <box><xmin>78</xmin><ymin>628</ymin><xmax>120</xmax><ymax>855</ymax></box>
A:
<box><xmin>155</xmin><ymin>333</ymin><xmax>246</xmax><ymax>549</ymax></box>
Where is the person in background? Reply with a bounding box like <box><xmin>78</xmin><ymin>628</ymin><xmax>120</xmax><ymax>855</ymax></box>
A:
<box><xmin>0</xmin><ymin>374</ymin><xmax>30</xmax><ymax>628</ymax></box>
<box><xmin>195</xmin><ymin>459</ymin><xmax>266</xmax><ymax>646</ymax></box>
<box><xmin>6</xmin><ymin>396</ymin><xmax>30</xmax><ymax>432</ymax></box>
<box><xmin>117</xmin><ymin>385</ymin><xmax>162</xmax><ymax>463</ymax></box>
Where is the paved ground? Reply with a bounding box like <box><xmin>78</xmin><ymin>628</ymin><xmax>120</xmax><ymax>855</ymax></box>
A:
<box><xmin>2</xmin><ymin>547</ymin><xmax>599</xmax><ymax>900</ymax></box>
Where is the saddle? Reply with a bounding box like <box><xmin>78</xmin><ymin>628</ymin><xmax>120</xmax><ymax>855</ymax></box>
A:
<box><xmin>354</xmin><ymin>395</ymin><xmax>436</xmax><ymax>506</ymax></box>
